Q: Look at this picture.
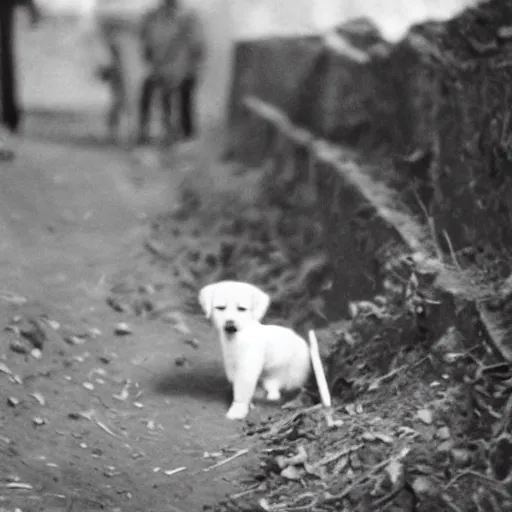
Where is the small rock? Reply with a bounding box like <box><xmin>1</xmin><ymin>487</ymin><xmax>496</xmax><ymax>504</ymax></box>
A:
<box><xmin>33</xmin><ymin>417</ymin><xmax>46</xmax><ymax>426</ymax></box>
<box><xmin>104</xmin><ymin>466</ymin><xmax>119</xmax><ymax>477</ymax></box>
<box><xmin>11</xmin><ymin>374</ymin><xmax>23</xmax><ymax>385</ymax></box>
<box><xmin>451</xmin><ymin>448</ymin><xmax>472</xmax><ymax>468</ymax></box>
<box><xmin>437</xmin><ymin>440</ymin><xmax>454</xmax><ymax>453</ymax></box>
<box><xmin>416</xmin><ymin>409</ymin><xmax>433</xmax><ymax>425</ymax></box>
<box><xmin>133</xmin><ymin>402</ymin><xmax>144</xmax><ymax>409</ymax></box>
<box><xmin>114</xmin><ymin>323</ymin><xmax>133</xmax><ymax>336</ymax></box>
<box><xmin>30</xmin><ymin>348</ymin><xmax>42</xmax><ymax>360</ymax></box>
<box><xmin>0</xmin><ymin>362</ymin><xmax>13</xmax><ymax>375</ymax></box>
<box><xmin>436</xmin><ymin>427</ymin><xmax>451</xmax><ymax>440</ymax></box>
<box><xmin>385</xmin><ymin>460</ymin><xmax>403</xmax><ymax>485</ymax></box>
<box><xmin>83</xmin><ymin>382</ymin><xmax>95</xmax><ymax>391</ymax></box>
<box><xmin>45</xmin><ymin>319</ymin><xmax>61</xmax><ymax>331</ymax></box>
<box><xmin>88</xmin><ymin>327</ymin><xmax>102</xmax><ymax>338</ymax></box>
<box><xmin>79</xmin><ymin>442</ymin><xmax>87</xmax><ymax>449</ymax></box>
<box><xmin>280</xmin><ymin>465</ymin><xmax>303</xmax><ymax>481</ymax></box>
<box><xmin>63</xmin><ymin>335</ymin><xmax>86</xmax><ymax>346</ymax></box>
<box><xmin>412</xmin><ymin>476</ymin><xmax>437</xmax><ymax>495</ymax></box>
<box><xmin>7</xmin><ymin>397</ymin><xmax>20</xmax><ymax>407</ymax></box>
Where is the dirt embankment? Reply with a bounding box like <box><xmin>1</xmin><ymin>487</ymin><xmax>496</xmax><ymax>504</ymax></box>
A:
<box><xmin>228</xmin><ymin>0</ymin><xmax>512</xmax><ymax>351</ymax></box>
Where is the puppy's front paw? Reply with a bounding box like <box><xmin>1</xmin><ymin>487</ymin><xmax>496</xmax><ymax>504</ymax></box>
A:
<box><xmin>226</xmin><ymin>402</ymin><xmax>250</xmax><ymax>420</ymax></box>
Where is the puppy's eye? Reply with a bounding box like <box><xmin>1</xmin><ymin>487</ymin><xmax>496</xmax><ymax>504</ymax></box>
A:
<box><xmin>237</xmin><ymin>306</ymin><xmax>248</xmax><ymax>312</ymax></box>
<box><xmin>215</xmin><ymin>306</ymin><xmax>226</xmax><ymax>311</ymax></box>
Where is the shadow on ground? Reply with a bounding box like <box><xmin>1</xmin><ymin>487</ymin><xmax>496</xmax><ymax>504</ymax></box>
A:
<box><xmin>150</xmin><ymin>361</ymin><xmax>231</xmax><ymax>405</ymax></box>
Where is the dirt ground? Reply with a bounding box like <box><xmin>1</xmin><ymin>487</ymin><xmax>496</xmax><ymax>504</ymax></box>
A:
<box><xmin>0</xmin><ymin>13</ymin><xmax>267</xmax><ymax>512</ymax></box>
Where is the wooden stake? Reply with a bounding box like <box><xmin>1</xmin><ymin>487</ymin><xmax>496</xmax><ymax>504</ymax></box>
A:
<box><xmin>308</xmin><ymin>329</ymin><xmax>332</xmax><ymax>408</ymax></box>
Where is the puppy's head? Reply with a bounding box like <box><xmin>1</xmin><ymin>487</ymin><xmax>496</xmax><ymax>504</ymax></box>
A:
<box><xmin>198</xmin><ymin>281</ymin><xmax>270</xmax><ymax>337</ymax></box>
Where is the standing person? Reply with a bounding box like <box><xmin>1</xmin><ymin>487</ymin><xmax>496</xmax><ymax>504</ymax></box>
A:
<box><xmin>138</xmin><ymin>0</ymin><xmax>205</xmax><ymax>145</ymax></box>
<box><xmin>0</xmin><ymin>0</ymin><xmax>40</xmax><ymax>133</ymax></box>
<box><xmin>93</xmin><ymin>0</ymin><xmax>149</xmax><ymax>146</ymax></box>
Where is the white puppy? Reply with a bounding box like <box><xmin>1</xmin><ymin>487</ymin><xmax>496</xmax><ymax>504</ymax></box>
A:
<box><xmin>198</xmin><ymin>280</ymin><xmax>311</xmax><ymax>420</ymax></box>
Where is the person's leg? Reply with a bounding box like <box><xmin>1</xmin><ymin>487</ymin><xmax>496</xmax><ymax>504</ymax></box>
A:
<box><xmin>179</xmin><ymin>75</ymin><xmax>196</xmax><ymax>139</ymax></box>
<box><xmin>138</xmin><ymin>73</ymin><xmax>156</xmax><ymax>143</ymax></box>
<box><xmin>161</xmin><ymin>83</ymin><xmax>173</xmax><ymax>145</ymax></box>
<box><xmin>0</xmin><ymin>5</ymin><xmax>20</xmax><ymax>133</ymax></box>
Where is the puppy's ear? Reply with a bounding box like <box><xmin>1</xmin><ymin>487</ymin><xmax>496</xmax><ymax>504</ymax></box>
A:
<box><xmin>251</xmin><ymin>286</ymin><xmax>271</xmax><ymax>321</ymax></box>
<box><xmin>198</xmin><ymin>283</ymin><xmax>216</xmax><ymax>319</ymax></box>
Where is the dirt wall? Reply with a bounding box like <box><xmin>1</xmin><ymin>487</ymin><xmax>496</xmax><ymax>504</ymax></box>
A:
<box><xmin>227</xmin><ymin>0</ymin><xmax>512</xmax><ymax>357</ymax></box>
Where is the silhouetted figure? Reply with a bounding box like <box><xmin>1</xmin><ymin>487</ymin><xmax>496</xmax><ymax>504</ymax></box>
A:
<box><xmin>138</xmin><ymin>0</ymin><xmax>205</xmax><ymax>145</ymax></box>
<box><xmin>0</xmin><ymin>0</ymin><xmax>40</xmax><ymax>132</ymax></box>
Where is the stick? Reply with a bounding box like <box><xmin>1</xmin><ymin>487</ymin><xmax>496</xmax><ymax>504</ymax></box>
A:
<box><xmin>444</xmin><ymin>469</ymin><xmax>508</xmax><ymax>496</ymax></box>
<box><xmin>323</xmin><ymin>448</ymin><xmax>410</xmax><ymax>504</ymax></box>
<box><xmin>79</xmin><ymin>409</ymin><xmax>123</xmax><ymax>440</ymax></box>
<box><xmin>164</xmin><ymin>466</ymin><xmax>186</xmax><ymax>476</ymax></box>
<box><xmin>313</xmin><ymin>443</ymin><xmax>363</xmax><ymax>469</ymax></box>
<box><xmin>308</xmin><ymin>330</ymin><xmax>331</xmax><ymax>408</ymax></box>
<box><xmin>203</xmin><ymin>448</ymin><xmax>249</xmax><ymax>472</ymax></box>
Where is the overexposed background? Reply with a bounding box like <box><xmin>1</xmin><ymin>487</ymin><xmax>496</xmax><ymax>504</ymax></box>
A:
<box><xmin>21</xmin><ymin>0</ymin><xmax>483</xmax><ymax>131</ymax></box>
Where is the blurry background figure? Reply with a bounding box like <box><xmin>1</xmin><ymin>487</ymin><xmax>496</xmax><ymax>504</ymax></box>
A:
<box><xmin>138</xmin><ymin>0</ymin><xmax>205</xmax><ymax>146</ymax></box>
<box><xmin>92</xmin><ymin>0</ymin><xmax>156</xmax><ymax>147</ymax></box>
<box><xmin>0</xmin><ymin>0</ymin><xmax>41</xmax><ymax>133</ymax></box>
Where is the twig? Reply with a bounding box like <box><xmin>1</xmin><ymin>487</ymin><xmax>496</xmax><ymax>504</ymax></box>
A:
<box><xmin>79</xmin><ymin>409</ymin><xmax>123</xmax><ymax>440</ymax></box>
<box><xmin>441</xmin><ymin>493</ymin><xmax>464</xmax><ymax>512</ymax></box>
<box><xmin>270</xmin><ymin>492</ymin><xmax>319</xmax><ymax>511</ymax></box>
<box><xmin>164</xmin><ymin>466</ymin><xmax>187</xmax><ymax>477</ymax></box>
<box><xmin>368</xmin><ymin>364</ymin><xmax>409</xmax><ymax>391</ymax></box>
<box><xmin>265</xmin><ymin>404</ymin><xmax>322</xmax><ymax>438</ymax></box>
<box><xmin>443</xmin><ymin>229</ymin><xmax>462</xmax><ymax>272</ymax></box>
<box><xmin>313</xmin><ymin>444</ymin><xmax>364</xmax><ymax>469</ymax></box>
<box><xmin>229</xmin><ymin>483</ymin><xmax>262</xmax><ymax>500</ymax></box>
<box><xmin>370</xmin><ymin>483</ymin><xmax>408</xmax><ymax>511</ymax></box>
<box><xmin>368</xmin><ymin>355</ymin><xmax>430</xmax><ymax>391</ymax></box>
<box><xmin>444</xmin><ymin>469</ymin><xmax>507</xmax><ymax>493</ymax></box>
<box><xmin>323</xmin><ymin>448</ymin><xmax>410</xmax><ymax>504</ymax></box>
<box><xmin>413</xmin><ymin>187</ymin><xmax>443</xmax><ymax>261</ymax></box>
<box><xmin>203</xmin><ymin>449</ymin><xmax>249</xmax><ymax>472</ymax></box>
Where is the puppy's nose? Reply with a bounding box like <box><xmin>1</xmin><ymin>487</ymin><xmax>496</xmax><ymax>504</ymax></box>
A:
<box><xmin>224</xmin><ymin>320</ymin><xmax>238</xmax><ymax>334</ymax></box>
